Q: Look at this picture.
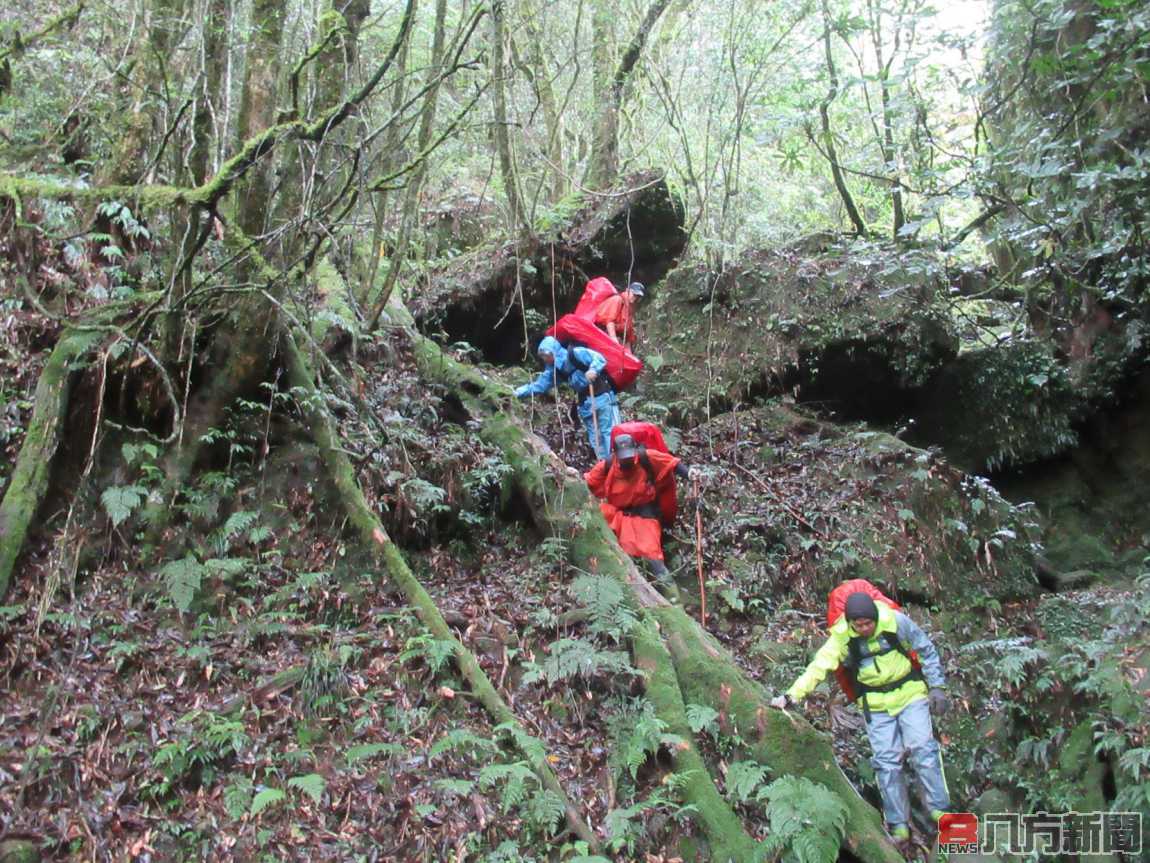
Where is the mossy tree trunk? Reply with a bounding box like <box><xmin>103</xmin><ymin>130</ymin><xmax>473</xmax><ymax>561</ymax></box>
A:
<box><xmin>0</xmin><ymin>329</ymin><xmax>95</xmax><ymax>598</ymax></box>
<box><xmin>490</xmin><ymin>0</ymin><xmax>527</xmax><ymax>233</ymax></box>
<box><xmin>585</xmin><ymin>0</ymin><xmax>672</xmax><ymax>190</ymax></box>
<box><xmin>153</xmin><ymin>0</ymin><xmax>294</xmax><ymax>521</ymax></box>
<box><xmin>366</xmin><ymin>0</ymin><xmax>450</xmax><ymax>327</ymax></box>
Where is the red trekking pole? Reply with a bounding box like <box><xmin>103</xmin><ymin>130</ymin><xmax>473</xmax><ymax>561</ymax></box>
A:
<box><xmin>694</xmin><ymin>476</ymin><xmax>706</xmax><ymax>627</ymax></box>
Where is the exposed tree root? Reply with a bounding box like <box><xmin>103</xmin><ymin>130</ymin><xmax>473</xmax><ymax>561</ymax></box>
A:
<box><xmin>407</xmin><ymin>324</ymin><xmax>904</xmax><ymax>863</ymax></box>
<box><xmin>0</xmin><ymin>328</ymin><xmax>95</xmax><ymax>599</ymax></box>
<box><xmin>279</xmin><ymin>330</ymin><xmax>599</xmax><ymax>850</ymax></box>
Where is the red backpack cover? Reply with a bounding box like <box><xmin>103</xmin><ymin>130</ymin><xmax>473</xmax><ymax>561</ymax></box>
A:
<box><xmin>546</xmin><ymin>314</ymin><xmax>643</xmax><ymax>391</ymax></box>
<box><xmin>610</xmin><ymin>421</ymin><xmax>678</xmax><ymax>526</ymax></box>
<box><xmin>573</xmin><ymin>277</ymin><xmax>618</xmax><ymax>320</ymax></box>
<box><xmin>826</xmin><ymin>579</ymin><xmax>918</xmax><ymax>700</ymax></box>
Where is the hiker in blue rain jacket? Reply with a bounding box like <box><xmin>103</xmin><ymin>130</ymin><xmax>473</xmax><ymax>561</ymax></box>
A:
<box><xmin>515</xmin><ymin>336</ymin><xmax>620</xmax><ymax>459</ymax></box>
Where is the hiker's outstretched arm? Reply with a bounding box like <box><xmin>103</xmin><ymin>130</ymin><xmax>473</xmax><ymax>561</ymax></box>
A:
<box><xmin>515</xmin><ymin>366</ymin><xmax>556</xmax><ymax>398</ymax></box>
<box><xmin>895</xmin><ymin>613</ymin><xmax>946</xmax><ymax>688</ymax></box>
<box><xmin>787</xmin><ymin>632</ymin><xmax>848</xmax><ymax>702</ymax></box>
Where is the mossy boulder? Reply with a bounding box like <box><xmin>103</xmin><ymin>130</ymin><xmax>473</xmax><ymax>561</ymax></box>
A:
<box><xmin>411</xmin><ymin>171</ymin><xmax>686</xmax><ymax>364</ymax></box>
<box><xmin>642</xmin><ymin>241</ymin><xmax>958</xmax><ymax>423</ymax></box>
<box><xmin>910</xmin><ymin>339</ymin><xmax>1079</xmax><ymax>473</ymax></box>
<box><xmin>993</xmin><ymin>367</ymin><xmax>1150</xmax><ymax>574</ymax></box>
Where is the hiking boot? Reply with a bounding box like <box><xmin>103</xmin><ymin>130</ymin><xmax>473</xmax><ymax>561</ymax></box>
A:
<box><xmin>931</xmin><ymin>809</ymin><xmax>948</xmax><ymax>822</ymax></box>
<box><xmin>890</xmin><ymin>825</ymin><xmax>911</xmax><ymax>841</ymax></box>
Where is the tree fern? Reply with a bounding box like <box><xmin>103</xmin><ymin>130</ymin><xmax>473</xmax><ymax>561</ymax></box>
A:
<box><xmin>570</xmin><ymin>575</ymin><xmax>637</xmax><ymax>642</ymax></box>
<box><xmin>493</xmin><ymin>721</ymin><xmax>547</xmax><ymax>763</ymax></box>
<box><xmin>757</xmin><ymin>776</ymin><xmax>848</xmax><ymax>863</ymax></box>
<box><xmin>478</xmin><ymin>761</ymin><xmax>538</xmax><ymax>812</ymax></box>
<box><xmin>429</xmin><ymin>728</ymin><xmax>497</xmax><ymax>761</ymax></box>
<box><xmin>686</xmin><ymin>703</ymin><xmax>720</xmax><ymax>735</ymax></box>
<box><xmin>724</xmin><ymin>759</ymin><xmax>770</xmax><ymax>803</ymax></box>
<box><xmin>159</xmin><ymin>555</ymin><xmax>204</xmax><ymax>613</ymax></box>
<box><xmin>524</xmin><ymin>788</ymin><xmax>566</xmax><ymax>835</ymax></box>
<box><xmin>521</xmin><ymin>637</ymin><xmax>634</xmax><ymax>686</ymax></box>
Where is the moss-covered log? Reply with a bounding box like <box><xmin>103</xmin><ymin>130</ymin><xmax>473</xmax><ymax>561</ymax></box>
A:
<box><xmin>632</xmin><ymin>623</ymin><xmax>760</xmax><ymax>861</ymax></box>
<box><xmin>0</xmin><ymin>328</ymin><xmax>96</xmax><ymax>599</ymax></box>
<box><xmin>408</xmin><ymin>323</ymin><xmax>903</xmax><ymax>863</ymax></box>
<box><xmin>280</xmin><ymin>331</ymin><xmax>598</xmax><ymax>849</ymax></box>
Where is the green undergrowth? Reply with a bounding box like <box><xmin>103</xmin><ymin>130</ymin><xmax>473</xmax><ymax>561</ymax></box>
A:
<box><xmin>940</xmin><ymin>578</ymin><xmax>1150</xmax><ymax>837</ymax></box>
<box><xmin>677</xmin><ymin>402</ymin><xmax>1038</xmax><ymax>617</ymax></box>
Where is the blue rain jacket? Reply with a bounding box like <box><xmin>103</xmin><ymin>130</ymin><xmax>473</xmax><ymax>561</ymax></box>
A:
<box><xmin>515</xmin><ymin>336</ymin><xmax>608</xmax><ymax>401</ymax></box>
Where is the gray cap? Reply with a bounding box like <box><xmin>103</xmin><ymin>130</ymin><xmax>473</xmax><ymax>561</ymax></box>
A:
<box><xmin>627</xmin><ymin>281</ymin><xmax>645</xmax><ymax>297</ymax></box>
<box><xmin>613</xmin><ymin>434</ymin><xmax>639</xmax><ymax>460</ymax></box>
<box><xmin>844</xmin><ymin>592</ymin><xmax>879</xmax><ymax>622</ymax></box>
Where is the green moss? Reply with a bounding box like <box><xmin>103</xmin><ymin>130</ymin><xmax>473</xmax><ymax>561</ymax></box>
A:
<box><xmin>913</xmin><ymin>340</ymin><xmax>1079</xmax><ymax>472</ymax></box>
<box><xmin>310</xmin><ymin>257</ymin><xmax>355</xmax><ymax>343</ymax></box>
<box><xmin>643</xmin><ymin>244</ymin><xmax>958</xmax><ymax>419</ymax></box>
<box><xmin>632</xmin><ymin>621</ymin><xmax>760</xmax><ymax>862</ymax></box>
<box><xmin>0</xmin><ymin>328</ymin><xmax>94</xmax><ymax>598</ymax></box>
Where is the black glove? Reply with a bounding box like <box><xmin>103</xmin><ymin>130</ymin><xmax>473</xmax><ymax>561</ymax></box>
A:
<box><xmin>928</xmin><ymin>688</ymin><xmax>949</xmax><ymax>716</ymax></box>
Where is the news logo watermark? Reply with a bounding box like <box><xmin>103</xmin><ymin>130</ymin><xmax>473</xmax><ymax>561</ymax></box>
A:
<box><xmin>938</xmin><ymin>811</ymin><xmax>1144</xmax><ymax>856</ymax></box>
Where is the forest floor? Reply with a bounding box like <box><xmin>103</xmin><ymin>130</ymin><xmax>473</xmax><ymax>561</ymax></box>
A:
<box><xmin>3</xmin><ymin>261</ymin><xmax>1147</xmax><ymax>861</ymax></box>
<box><xmin>0</xmin><ymin>308</ymin><xmax>920</xmax><ymax>860</ymax></box>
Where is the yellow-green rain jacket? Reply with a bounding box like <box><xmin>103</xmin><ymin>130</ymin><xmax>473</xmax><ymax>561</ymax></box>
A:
<box><xmin>786</xmin><ymin>602</ymin><xmax>946</xmax><ymax>716</ymax></box>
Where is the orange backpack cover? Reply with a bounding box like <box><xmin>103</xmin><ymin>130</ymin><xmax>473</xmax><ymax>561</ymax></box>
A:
<box><xmin>610</xmin><ymin>421</ymin><xmax>677</xmax><ymax>526</ymax></box>
<box><xmin>546</xmin><ymin>314</ymin><xmax>644</xmax><ymax>391</ymax></box>
<box><xmin>827</xmin><ymin>579</ymin><xmax>915</xmax><ymax>700</ymax></box>
<box><xmin>573</xmin><ymin>277</ymin><xmax>618</xmax><ymax>320</ymax></box>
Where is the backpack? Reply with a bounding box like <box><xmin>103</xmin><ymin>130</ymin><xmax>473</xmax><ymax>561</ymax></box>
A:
<box><xmin>611</xmin><ymin>421</ymin><xmax>677</xmax><ymax>526</ymax></box>
<box><xmin>573</xmin><ymin>277</ymin><xmax>619</xmax><ymax>320</ymax></box>
<box><xmin>547</xmin><ymin>314</ymin><xmax>643</xmax><ymax>391</ymax></box>
<box><xmin>826</xmin><ymin>579</ymin><xmax>921</xmax><ymax>711</ymax></box>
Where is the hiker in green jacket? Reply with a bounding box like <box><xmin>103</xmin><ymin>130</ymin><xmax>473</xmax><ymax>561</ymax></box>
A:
<box><xmin>771</xmin><ymin>592</ymin><xmax>950</xmax><ymax>843</ymax></box>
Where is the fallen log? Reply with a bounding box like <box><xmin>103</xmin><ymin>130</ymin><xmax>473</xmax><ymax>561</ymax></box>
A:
<box><xmin>407</xmin><ymin>324</ymin><xmax>759</xmax><ymax>859</ymax></box>
<box><xmin>656</xmin><ymin>604</ymin><xmax>900</xmax><ymax>863</ymax></box>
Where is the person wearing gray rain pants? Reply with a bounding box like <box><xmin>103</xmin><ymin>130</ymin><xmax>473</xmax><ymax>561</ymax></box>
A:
<box><xmin>515</xmin><ymin>336</ymin><xmax>620</xmax><ymax>459</ymax></box>
<box><xmin>771</xmin><ymin>591</ymin><xmax>951</xmax><ymax>844</ymax></box>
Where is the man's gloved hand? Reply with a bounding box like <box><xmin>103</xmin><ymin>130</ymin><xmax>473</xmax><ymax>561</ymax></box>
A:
<box><xmin>770</xmin><ymin>694</ymin><xmax>793</xmax><ymax>710</ymax></box>
<box><xmin>928</xmin><ymin>688</ymin><xmax>949</xmax><ymax>716</ymax></box>
<box><xmin>585</xmin><ymin>369</ymin><xmax>598</xmax><ymax>383</ymax></box>
<box><xmin>687</xmin><ymin>466</ymin><xmax>702</xmax><ymax>483</ymax></box>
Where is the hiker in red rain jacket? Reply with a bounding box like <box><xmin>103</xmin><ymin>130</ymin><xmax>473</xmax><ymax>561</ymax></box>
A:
<box><xmin>594</xmin><ymin>282</ymin><xmax>644</xmax><ymax>346</ymax></box>
<box><xmin>584</xmin><ymin>433</ymin><xmax>694</xmax><ymax>583</ymax></box>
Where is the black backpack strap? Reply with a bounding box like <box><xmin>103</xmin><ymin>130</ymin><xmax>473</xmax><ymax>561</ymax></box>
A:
<box><xmin>848</xmin><ymin>630</ymin><xmax>923</xmax><ymax>723</ymax></box>
<box><xmin>567</xmin><ymin>345</ymin><xmax>614</xmax><ymax>396</ymax></box>
<box><xmin>846</xmin><ymin>636</ymin><xmax>870</xmax><ymax>722</ymax></box>
<box><xmin>638</xmin><ymin>446</ymin><xmax>658</xmax><ymax>487</ymax></box>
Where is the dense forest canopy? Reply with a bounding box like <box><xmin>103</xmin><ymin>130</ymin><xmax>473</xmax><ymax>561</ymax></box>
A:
<box><xmin>1</xmin><ymin>0</ymin><xmax>1148</xmax><ymax>860</ymax></box>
